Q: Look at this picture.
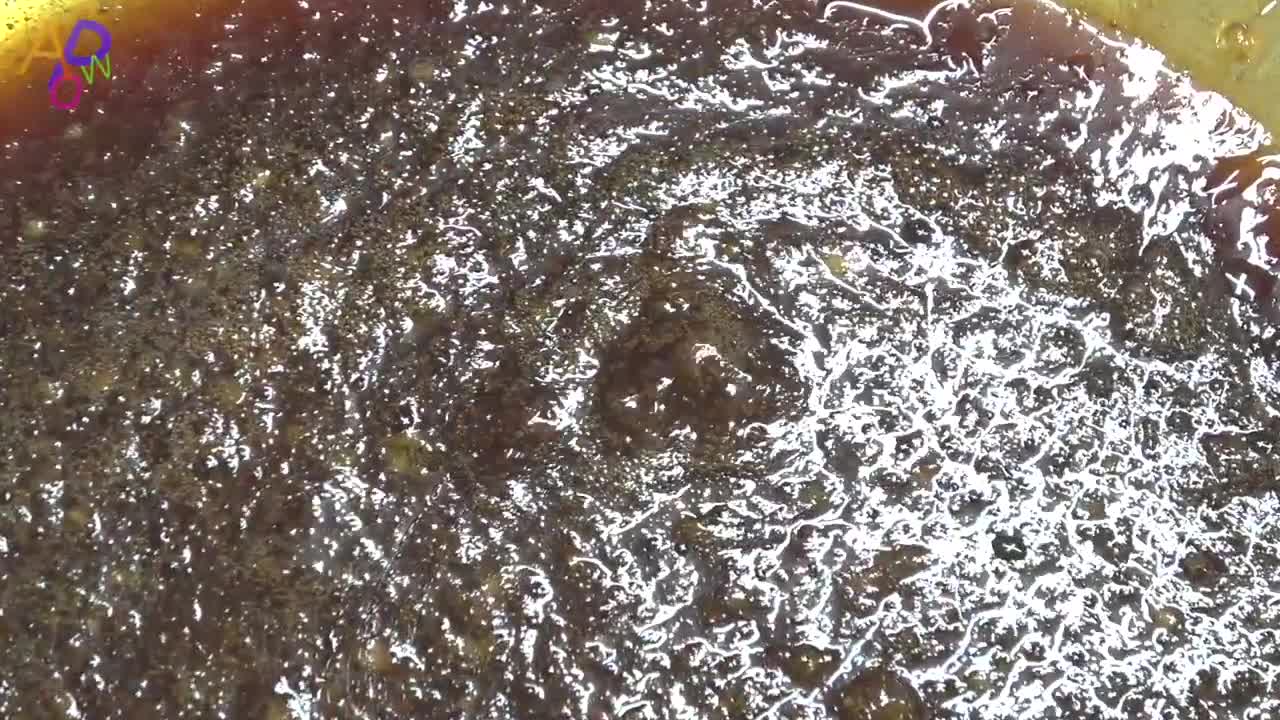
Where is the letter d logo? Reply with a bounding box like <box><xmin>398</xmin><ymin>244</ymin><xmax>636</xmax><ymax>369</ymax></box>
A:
<box><xmin>63</xmin><ymin>19</ymin><xmax>112</xmax><ymax>68</ymax></box>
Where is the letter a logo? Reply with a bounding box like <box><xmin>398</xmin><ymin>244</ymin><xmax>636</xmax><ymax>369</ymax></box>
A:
<box><xmin>17</xmin><ymin>22</ymin><xmax>67</xmax><ymax>76</ymax></box>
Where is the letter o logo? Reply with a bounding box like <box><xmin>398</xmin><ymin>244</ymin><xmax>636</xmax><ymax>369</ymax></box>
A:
<box><xmin>48</xmin><ymin>63</ymin><xmax>84</xmax><ymax>110</ymax></box>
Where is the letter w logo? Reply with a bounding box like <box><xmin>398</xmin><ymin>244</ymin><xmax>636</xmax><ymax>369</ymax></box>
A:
<box><xmin>78</xmin><ymin>53</ymin><xmax>111</xmax><ymax>85</ymax></box>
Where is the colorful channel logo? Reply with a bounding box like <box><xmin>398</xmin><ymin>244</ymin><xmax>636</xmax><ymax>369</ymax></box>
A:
<box><xmin>27</xmin><ymin>19</ymin><xmax>114</xmax><ymax>111</ymax></box>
